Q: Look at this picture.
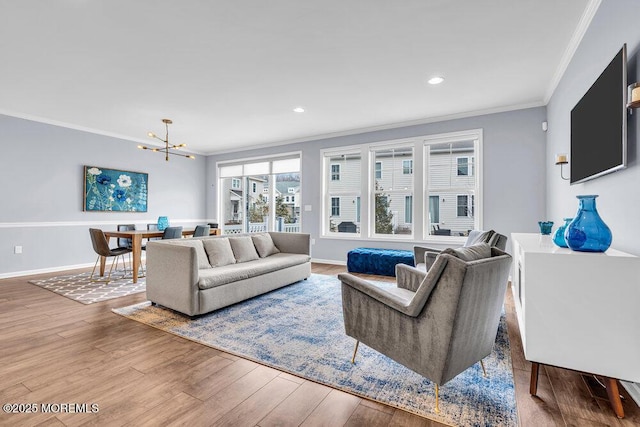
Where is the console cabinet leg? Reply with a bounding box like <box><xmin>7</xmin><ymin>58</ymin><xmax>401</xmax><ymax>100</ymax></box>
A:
<box><xmin>605</xmin><ymin>377</ymin><xmax>624</xmax><ymax>419</ymax></box>
<box><xmin>529</xmin><ymin>362</ymin><xmax>540</xmax><ymax>395</ymax></box>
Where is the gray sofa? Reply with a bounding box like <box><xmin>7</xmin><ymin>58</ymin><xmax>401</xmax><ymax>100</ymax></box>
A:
<box><xmin>146</xmin><ymin>232</ymin><xmax>311</xmax><ymax>316</ymax></box>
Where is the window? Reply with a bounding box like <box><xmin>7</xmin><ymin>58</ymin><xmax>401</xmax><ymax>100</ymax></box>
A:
<box><xmin>331</xmin><ymin>164</ymin><xmax>340</xmax><ymax>181</ymax></box>
<box><xmin>375</xmin><ymin>162</ymin><xmax>382</xmax><ymax>179</ymax></box>
<box><xmin>405</xmin><ymin>195</ymin><xmax>413</xmax><ymax>223</ymax></box>
<box><xmin>457</xmin><ymin>156</ymin><xmax>474</xmax><ymax>176</ymax></box>
<box><xmin>219</xmin><ymin>154</ymin><xmax>301</xmax><ymax>234</ymax></box>
<box><xmin>403</xmin><ymin>160</ymin><xmax>413</xmax><ymax>174</ymax></box>
<box><xmin>457</xmin><ymin>195</ymin><xmax>469</xmax><ymax>217</ymax></box>
<box><xmin>372</xmin><ymin>145</ymin><xmax>413</xmax><ymax>235</ymax></box>
<box><xmin>321</xmin><ymin>129</ymin><xmax>481</xmax><ymax>240</ymax></box>
<box><xmin>324</xmin><ymin>151</ymin><xmax>361</xmax><ymax>234</ymax></box>
<box><xmin>331</xmin><ymin>197</ymin><xmax>340</xmax><ymax>216</ymax></box>
<box><xmin>426</xmin><ymin>134</ymin><xmax>479</xmax><ymax>237</ymax></box>
<box><xmin>429</xmin><ymin>195</ymin><xmax>440</xmax><ymax>223</ymax></box>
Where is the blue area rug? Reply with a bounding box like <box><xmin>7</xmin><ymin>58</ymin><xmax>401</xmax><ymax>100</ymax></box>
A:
<box><xmin>112</xmin><ymin>273</ymin><xmax>517</xmax><ymax>426</ymax></box>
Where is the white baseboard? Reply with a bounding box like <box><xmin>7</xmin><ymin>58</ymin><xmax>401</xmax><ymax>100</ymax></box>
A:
<box><xmin>0</xmin><ymin>263</ymin><xmax>95</xmax><ymax>280</ymax></box>
<box><xmin>311</xmin><ymin>258</ymin><xmax>346</xmax><ymax>266</ymax></box>
<box><xmin>3</xmin><ymin>257</ymin><xmax>337</xmax><ymax>280</ymax></box>
<box><xmin>621</xmin><ymin>381</ymin><xmax>640</xmax><ymax>406</ymax></box>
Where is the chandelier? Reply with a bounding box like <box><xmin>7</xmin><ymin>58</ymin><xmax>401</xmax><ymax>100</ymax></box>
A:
<box><xmin>138</xmin><ymin>119</ymin><xmax>195</xmax><ymax>161</ymax></box>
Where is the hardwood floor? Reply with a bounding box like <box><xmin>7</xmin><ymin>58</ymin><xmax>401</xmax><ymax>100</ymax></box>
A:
<box><xmin>0</xmin><ymin>263</ymin><xmax>638</xmax><ymax>426</ymax></box>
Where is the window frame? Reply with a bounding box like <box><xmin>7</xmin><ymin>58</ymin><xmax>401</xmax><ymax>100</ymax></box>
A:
<box><xmin>405</xmin><ymin>195</ymin><xmax>413</xmax><ymax>224</ymax></box>
<box><xmin>331</xmin><ymin>164</ymin><xmax>340</xmax><ymax>181</ymax></box>
<box><xmin>320</xmin><ymin>129</ymin><xmax>482</xmax><ymax>243</ymax></box>
<box><xmin>456</xmin><ymin>156</ymin><xmax>474</xmax><ymax>176</ymax></box>
<box><xmin>217</xmin><ymin>152</ymin><xmax>302</xmax><ymax>235</ymax></box>
<box><xmin>375</xmin><ymin>161</ymin><xmax>382</xmax><ymax>179</ymax></box>
<box><xmin>403</xmin><ymin>159</ymin><xmax>413</xmax><ymax>175</ymax></box>
<box><xmin>371</xmin><ymin>143</ymin><xmax>415</xmax><ymax>239</ymax></box>
<box><xmin>331</xmin><ymin>197</ymin><xmax>340</xmax><ymax>216</ymax></box>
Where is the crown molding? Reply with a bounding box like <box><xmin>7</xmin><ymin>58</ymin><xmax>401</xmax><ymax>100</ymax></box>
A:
<box><xmin>543</xmin><ymin>0</ymin><xmax>602</xmax><ymax>103</ymax></box>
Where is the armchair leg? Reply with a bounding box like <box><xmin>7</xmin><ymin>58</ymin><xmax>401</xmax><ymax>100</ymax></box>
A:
<box><xmin>351</xmin><ymin>340</ymin><xmax>359</xmax><ymax>364</ymax></box>
<box><xmin>435</xmin><ymin>383</ymin><xmax>440</xmax><ymax>413</ymax></box>
<box><xmin>480</xmin><ymin>360</ymin><xmax>488</xmax><ymax>377</ymax></box>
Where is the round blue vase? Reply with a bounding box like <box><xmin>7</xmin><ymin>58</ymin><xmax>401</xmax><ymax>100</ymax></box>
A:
<box><xmin>564</xmin><ymin>195</ymin><xmax>612</xmax><ymax>252</ymax></box>
<box><xmin>552</xmin><ymin>217</ymin><xmax>573</xmax><ymax>248</ymax></box>
<box><xmin>157</xmin><ymin>216</ymin><xmax>169</xmax><ymax>231</ymax></box>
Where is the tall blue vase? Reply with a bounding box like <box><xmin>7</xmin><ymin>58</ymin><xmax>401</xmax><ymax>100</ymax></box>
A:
<box><xmin>552</xmin><ymin>217</ymin><xmax>572</xmax><ymax>248</ymax></box>
<box><xmin>564</xmin><ymin>195</ymin><xmax>611</xmax><ymax>252</ymax></box>
<box><xmin>157</xmin><ymin>216</ymin><xmax>169</xmax><ymax>231</ymax></box>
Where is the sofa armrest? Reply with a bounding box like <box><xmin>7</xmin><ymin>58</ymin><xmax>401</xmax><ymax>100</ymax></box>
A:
<box><xmin>413</xmin><ymin>245</ymin><xmax>442</xmax><ymax>267</ymax></box>
<box><xmin>338</xmin><ymin>273</ymin><xmax>417</xmax><ymax>316</ymax></box>
<box><xmin>269</xmin><ymin>232</ymin><xmax>310</xmax><ymax>255</ymax></box>
<box><xmin>395</xmin><ymin>263</ymin><xmax>427</xmax><ymax>292</ymax></box>
<box><xmin>146</xmin><ymin>242</ymin><xmax>200</xmax><ymax>316</ymax></box>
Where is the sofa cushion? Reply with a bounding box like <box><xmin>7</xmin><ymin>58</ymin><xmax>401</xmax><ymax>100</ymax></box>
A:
<box><xmin>198</xmin><ymin>264</ymin><xmax>250</xmax><ymax>289</ymax></box>
<box><xmin>197</xmin><ymin>253</ymin><xmax>311</xmax><ymax>290</ymax></box>
<box><xmin>441</xmin><ymin>242</ymin><xmax>492</xmax><ymax>261</ymax></box>
<box><xmin>229</xmin><ymin>236</ymin><xmax>260</xmax><ymax>263</ymax></box>
<box><xmin>252</xmin><ymin>233</ymin><xmax>280</xmax><ymax>258</ymax></box>
<box><xmin>164</xmin><ymin>239</ymin><xmax>211</xmax><ymax>269</ymax></box>
<box><xmin>203</xmin><ymin>238</ymin><xmax>237</xmax><ymax>267</ymax></box>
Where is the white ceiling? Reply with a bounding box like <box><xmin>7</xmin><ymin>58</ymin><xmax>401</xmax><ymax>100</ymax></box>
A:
<box><xmin>0</xmin><ymin>0</ymin><xmax>593</xmax><ymax>155</ymax></box>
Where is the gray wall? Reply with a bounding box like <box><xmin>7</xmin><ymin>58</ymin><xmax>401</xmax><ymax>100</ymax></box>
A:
<box><xmin>0</xmin><ymin>114</ymin><xmax>208</xmax><ymax>277</ymax></box>
<box><xmin>207</xmin><ymin>107</ymin><xmax>547</xmax><ymax>263</ymax></box>
<box><xmin>546</xmin><ymin>0</ymin><xmax>640</xmax><ymax>255</ymax></box>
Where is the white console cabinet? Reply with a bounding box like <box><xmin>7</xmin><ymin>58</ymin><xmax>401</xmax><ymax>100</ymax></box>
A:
<box><xmin>511</xmin><ymin>233</ymin><xmax>640</xmax><ymax>418</ymax></box>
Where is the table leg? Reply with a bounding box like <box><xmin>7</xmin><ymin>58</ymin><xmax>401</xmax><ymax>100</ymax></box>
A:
<box><xmin>131</xmin><ymin>235</ymin><xmax>142</xmax><ymax>284</ymax></box>
<box><xmin>605</xmin><ymin>377</ymin><xmax>625</xmax><ymax>418</ymax></box>
<box><xmin>530</xmin><ymin>362</ymin><xmax>540</xmax><ymax>395</ymax></box>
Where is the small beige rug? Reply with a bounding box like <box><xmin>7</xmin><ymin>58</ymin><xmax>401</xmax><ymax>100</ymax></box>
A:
<box><xmin>29</xmin><ymin>271</ymin><xmax>145</xmax><ymax>304</ymax></box>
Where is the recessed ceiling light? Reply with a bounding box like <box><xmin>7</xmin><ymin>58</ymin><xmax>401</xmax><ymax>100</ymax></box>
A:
<box><xmin>428</xmin><ymin>76</ymin><xmax>445</xmax><ymax>85</ymax></box>
<box><xmin>293</xmin><ymin>107</ymin><xmax>305</xmax><ymax>113</ymax></box>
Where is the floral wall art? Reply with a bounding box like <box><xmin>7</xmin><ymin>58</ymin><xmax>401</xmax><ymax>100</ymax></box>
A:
<box><xmin>83</xmin><ymin>166</ymin><xmax>148</xmax><ymax>212</ymax></box>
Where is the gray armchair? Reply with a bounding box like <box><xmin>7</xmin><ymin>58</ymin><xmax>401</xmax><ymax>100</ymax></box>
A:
<box><xmin>339</xmin><ymin>244</ymin><xmax>512</xmax><ymax>412</ymax></box>
<box><xmin>414</xmin><ymin>229</ymin><xmax>507</xmax><ymax>272</ymax></box>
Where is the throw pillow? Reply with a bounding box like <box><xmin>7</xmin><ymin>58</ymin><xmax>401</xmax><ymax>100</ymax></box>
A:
<box><xmin>229</xmin><ymin>236</ymin><xmax>260</xmax><ymax>263</ymax></box>
<box><xmin>251</xmin><ymin>233</ymin><xmax>280</xmax><ymax>258</ymax></box>
<box><xmin>441</xmin><ymin>242</ymin><xmax>492</xmax><ymax>261</ymax></box>
<box><xmin>203</xmin><ymin>238</ymin><xmax>237</xmax><ymax>267</ymax></box>
<box><xmin>167</xmin><ymin>239</ymin><xmax>211</xmax><ymax>269</ymax></box>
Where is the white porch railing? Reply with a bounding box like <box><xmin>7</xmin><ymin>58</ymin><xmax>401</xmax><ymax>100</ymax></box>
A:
<box><xmin>223</xmin><ymin>222</ymin><xmax>300</xmax><ymax>234</ymax></box>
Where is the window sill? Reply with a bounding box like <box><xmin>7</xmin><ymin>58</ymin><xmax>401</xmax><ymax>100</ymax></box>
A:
<box><xmin>320</xmin><ymin>234</ymin><xmax>467</xmax><ymax>246</ymax></box>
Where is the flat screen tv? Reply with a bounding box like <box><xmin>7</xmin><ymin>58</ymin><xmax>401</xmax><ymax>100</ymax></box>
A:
<box><xmin>570</xmin><ymin>44</ymin><xmax>627</xmax><ymax>184</ymax></box>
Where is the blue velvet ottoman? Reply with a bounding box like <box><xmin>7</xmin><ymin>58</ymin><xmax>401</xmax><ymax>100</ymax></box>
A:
<box><xmin>347</xmin><ymin>247</ymin><xmax>415</xmax><ymax>277</ymax></box>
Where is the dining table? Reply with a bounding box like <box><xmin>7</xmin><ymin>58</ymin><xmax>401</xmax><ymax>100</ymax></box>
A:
<box><xmin>101</xmin><ymin>228</ymin><xmax>220</xmax><ymax>283</ymax></box>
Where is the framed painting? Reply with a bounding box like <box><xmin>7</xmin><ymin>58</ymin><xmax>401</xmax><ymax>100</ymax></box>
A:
<box><xmin>83</xmin><ymin>166</ymin><xmax>148</xmax><ymax>212</ymax></box>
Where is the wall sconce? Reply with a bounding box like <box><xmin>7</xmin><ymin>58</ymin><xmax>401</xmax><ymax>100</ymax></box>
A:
<box><xmin>627</xmin><ymin>82</ymin><xmax>640</xmax><ymax>112</ymax></box>
<box><xmin>555</xmin><ymin>154</ymin><xmax>569</xmax><ymax>180</ymax></box>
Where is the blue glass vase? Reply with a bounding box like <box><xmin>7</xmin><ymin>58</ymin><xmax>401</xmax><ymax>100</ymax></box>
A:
<box><xmin>538</xmin><ymin>221</ymin><xmax>553</xmax><ymax>235</ymax></box>
<box><xmin>552</xmin><ymin>217</ymin><xmax>572</xmax><ymax>248</ymax></box>
<box><xmin>564</xmin><ymin>195</ymin><xmax>612</xmax><ymax>252</ymax></box>
<box><xmin>157</xmin><ymin>216</ymin><xmax>169</xmax><ymax>231</ymax></box>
